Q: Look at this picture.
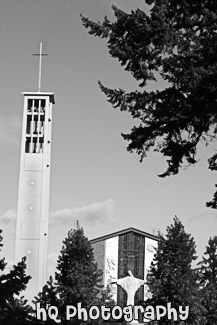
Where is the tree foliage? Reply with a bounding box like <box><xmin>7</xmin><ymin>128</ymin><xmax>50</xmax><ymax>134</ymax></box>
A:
<box><xmin>81</xmin><ymin>1</ymin><xmax>217</xmax><ymax>208</ymax></box>
<box><xmin>56</xmin><ymin>226</ymin><xmax>103</xmax><ymax>308</ymax></box>
<box><xmin>198</xmin><ymin>236</ymin><xmax>217</xmax><ymax>324</ymax></box>
<box><xmin>0</xmin><ymin>229</ymin><xmax>32</xmax><ymax>324</ymax></box>
<box><xmin>34</xmin><ymin>226</ymin><xmax>112</xmax><ymax>324</ymax></box>
<box><xmin>145</xmin><ymin>217</ymin><xmax>203</xmax><ymax>324</ymax></box>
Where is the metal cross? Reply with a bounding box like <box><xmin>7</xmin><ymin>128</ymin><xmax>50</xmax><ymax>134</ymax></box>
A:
<box><xmin>33</xmin><ymin>42</ymin><xmax>48</xmax><ymax>92</ymax></box>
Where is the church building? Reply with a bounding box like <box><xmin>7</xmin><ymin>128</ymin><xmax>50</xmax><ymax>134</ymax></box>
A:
<box><xmin>90</xmin><ymin>227</ymin><xmax>159</xmax><ymax>307</ymax></box>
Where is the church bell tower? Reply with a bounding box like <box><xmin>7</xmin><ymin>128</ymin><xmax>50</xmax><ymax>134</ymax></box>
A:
<box><xmin>14</xmin><ymin>43</ymin><xmax>55</xmax><ymax>301</ymax></box>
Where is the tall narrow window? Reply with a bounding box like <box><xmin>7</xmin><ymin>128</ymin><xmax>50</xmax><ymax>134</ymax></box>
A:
<box><xmin>25</xmin><ymin>99</ymin><xmax>45</xmax><ymax>153</ymax></box>
<box><xmin>118</xmin><ymin>232</ymin><xmax>145</xmax><ymax>307</ymax></box>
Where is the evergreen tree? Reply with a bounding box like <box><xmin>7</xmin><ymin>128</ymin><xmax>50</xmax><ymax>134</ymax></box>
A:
<box><xmin>56</xmin><ymin>226</ymin><xmax>102</xmax><ymax>306</ymax></box>
<box><xmin>0</xmin><ymin>229</ymin><xmax>32</xmax><ymax>324</ymax></box>
<box><xmin>198</xmin><ymin>236</ymin><xmax>217</xmax><ymax>325</ymax></box>
<box><xmin>145</xmin><ymin>217</ymin><xmax>203</xmax><ymax>324</ymax></box>
<box><xmin>33</xmin><ymin>276</ymin><xmax>60</xmax><ymax>325</ymax></box>
<box><xmin>81</xmin><ymin>1</ymin><xmax>217</xmax><ymax>208</ymax></box>
<box><xmin>34</xmin><ymin>226</ymin><xmax>112</xmax><ymax>324</ymax></box>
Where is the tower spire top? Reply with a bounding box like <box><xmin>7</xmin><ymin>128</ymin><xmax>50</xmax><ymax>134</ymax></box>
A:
<box><xmin>33</xmin><ymin>42</ymin><xmax>48</xmax><ymax>92</ymax></box>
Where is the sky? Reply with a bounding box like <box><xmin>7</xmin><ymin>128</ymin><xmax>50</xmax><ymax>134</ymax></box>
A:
<box><xmin>0</xmin><ymin>0</ymin><xmax>217</xmax><ymax>276</ymax></box>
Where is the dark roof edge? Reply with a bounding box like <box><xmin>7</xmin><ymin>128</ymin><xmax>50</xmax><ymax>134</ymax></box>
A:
<box><xmin>90</xmin><ymin>227</ymin><xmax>160</xmax><ymax>244</ymax></box>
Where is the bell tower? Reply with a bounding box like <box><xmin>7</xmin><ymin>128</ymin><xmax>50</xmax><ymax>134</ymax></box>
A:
<box><xmin>14</xmin><ymin>43</ymin><xmax>55</xmax><ymax>301</ymax></box>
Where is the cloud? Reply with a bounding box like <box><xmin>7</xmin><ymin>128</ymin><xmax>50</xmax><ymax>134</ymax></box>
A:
<box><xmin>0</xmin><ymin>114</ymin><xmax>20</xmax><ymax>146</ymax></box>
<box><xmin>189</xmin><ymin>209</ymin><xmax>217</xmax><ymax>222</ymax></box>
<box><xmin>47</xmin><ymin>200</ymin><xmax>119</xmax><ymax>277</ymax></box>
<box><xmin>0</xmin><ymin>210</ymin><xmax>16</xmax><ymax>263</ymax></box>
<box><xmin>0</xmin><ymin>209</ymin><xmax>16</xmax><ymax>234</ymax></box>
<box><xmin>50</xmin><ymin>199</ymin><xmax>117</xmax><ymax>229</ymax></box>
<box><xmin>48</xmin><ymin>199</ymin><xmax>120</xmax><ymax>255</ymax></box>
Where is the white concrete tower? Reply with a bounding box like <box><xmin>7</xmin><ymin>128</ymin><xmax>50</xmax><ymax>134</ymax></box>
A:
<box><xmin>14</xmin><ymin>43</ymin><xmax>55</xmax><ymax>301</ymax></box>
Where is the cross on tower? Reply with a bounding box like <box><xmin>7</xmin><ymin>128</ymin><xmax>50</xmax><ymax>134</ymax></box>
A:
<box><xmin>33</xmin><ymin>42</ymin><xmax>48</xmax><ymax>92</ymax></box>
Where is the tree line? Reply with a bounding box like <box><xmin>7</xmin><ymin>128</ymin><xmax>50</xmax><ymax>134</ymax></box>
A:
<box><xmin>0</xmin><ymin>217</ymin><xmax>217</xmax><ymax>324</ymax></box>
